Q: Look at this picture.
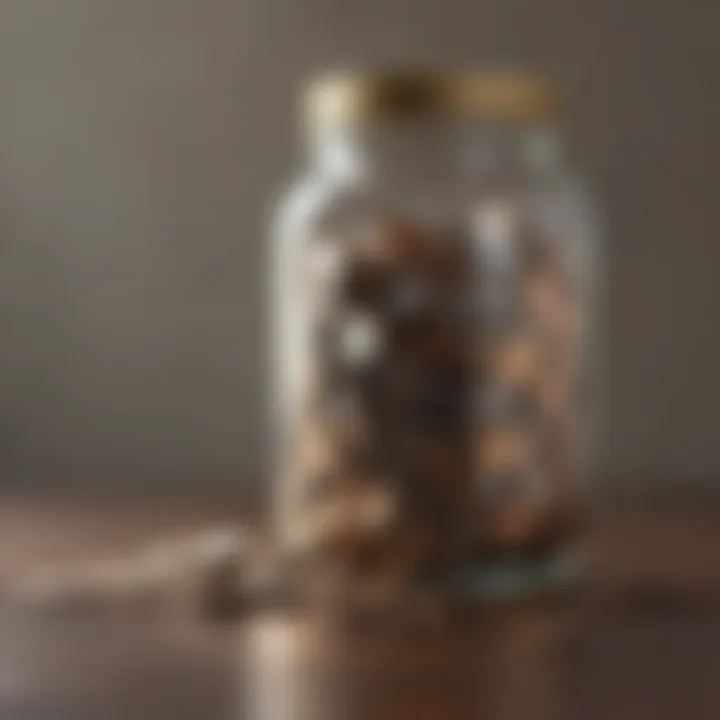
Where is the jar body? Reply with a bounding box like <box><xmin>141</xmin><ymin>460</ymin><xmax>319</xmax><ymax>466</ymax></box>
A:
<box><xmin>271</xmin><ymin>121</ymin><xmax>598</xmax><ymax>598</ymax></box>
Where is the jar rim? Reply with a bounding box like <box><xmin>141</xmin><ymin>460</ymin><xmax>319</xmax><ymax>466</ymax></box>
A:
<box><xmin>303</xmin><ymin>69</ymin><xmax>560</xmax><ymax>128</ymax></box>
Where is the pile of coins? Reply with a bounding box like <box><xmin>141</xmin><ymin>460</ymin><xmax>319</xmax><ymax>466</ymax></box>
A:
<box><xmin>280</xmin><ymin>203</ymin><xmax>586</xmax><ymax>595</ymax></box>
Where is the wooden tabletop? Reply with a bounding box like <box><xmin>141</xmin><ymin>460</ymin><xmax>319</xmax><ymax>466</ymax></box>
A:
<box><xmin>0</xmin><ymin>494</ymin><xmax>719</xmax><ymax>720</ymax></box>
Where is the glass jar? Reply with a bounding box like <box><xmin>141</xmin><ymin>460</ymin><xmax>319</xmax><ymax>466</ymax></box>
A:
<box><xmin>271</xmin><ymin>71</ymin><xmax>599</xmax><ymax>601</ymax></box>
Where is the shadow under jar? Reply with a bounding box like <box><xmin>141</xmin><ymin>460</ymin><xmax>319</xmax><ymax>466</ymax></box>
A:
<box><xmin>271</xmin><ymin>71</ymin><xmax>599</xmax><ymax>602</ymax></box>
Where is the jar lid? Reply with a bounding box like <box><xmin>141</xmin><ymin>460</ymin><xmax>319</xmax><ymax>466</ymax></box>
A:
<box><xmin>304</xmin><ymin>70</ymin><xmax>559</xmax><ymax>127</ymax></box>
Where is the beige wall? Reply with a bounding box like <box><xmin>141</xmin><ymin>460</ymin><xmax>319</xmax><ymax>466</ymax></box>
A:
<box><xmin>0</xmin><ymin>0</ymin><xmax>717</xmax><ymax>491</ymax></box>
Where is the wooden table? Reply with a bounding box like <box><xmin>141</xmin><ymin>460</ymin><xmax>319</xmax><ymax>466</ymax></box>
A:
<box><xmin>0</xmin><ymin>494</ymin><xmax>719</xmax><ymax>719</ymax></box>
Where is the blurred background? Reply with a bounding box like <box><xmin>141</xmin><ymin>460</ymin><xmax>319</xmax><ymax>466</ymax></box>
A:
<box><xmin>0</xmin><ymin>0</ymin><xmax>717</xmax><ymax>496</ymax></box>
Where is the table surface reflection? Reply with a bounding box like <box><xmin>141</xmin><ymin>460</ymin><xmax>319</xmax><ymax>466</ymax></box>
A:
<box><xmin>0</xmin><ymin>494</ymin><xmax>719</xmax><ymax>720</ymax></box>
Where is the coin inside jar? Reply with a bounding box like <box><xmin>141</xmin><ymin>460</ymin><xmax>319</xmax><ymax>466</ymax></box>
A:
<box><xmin>475</xmin><ymin>425</ymin><xmax>530</xmax><ymax>474</ymax></box>
<box><xmin>521</xmin><ymin>260</ymin><xmax>568</xmax><ymax>329</ymax></box>
<box><xmin>337</xmin><ymin>310</ymin><xmax>385</xmax><ymax>366</ymax></box>
<box><xmin>303</xmin><ymin>479</ymin><xmax>400</xmax><ymax>556</ymax></box>
<box><xmin>485</xmin><ymin>494</ymin><xmax>551</xmax><ymax>549</ymax></box>
<box><xmin>535</xmin><ymin>373</ymin><xmax>572</xmax><ymax>418</ymax></box>
<box><xmin>481</xmin><ymin>330</ymin><xmax>538</xmax><ymax>388</ymax></box>
<box><xmin>293</xmin><ymin>414</ymin><xmax>337</xmax><ymax>478</ymax></box>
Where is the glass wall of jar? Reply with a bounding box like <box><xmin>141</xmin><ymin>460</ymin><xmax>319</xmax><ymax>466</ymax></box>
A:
<box><xmin>270</xmin><ymin>71</ymin><xmax>599</xmax><ymax>601</ymax></box>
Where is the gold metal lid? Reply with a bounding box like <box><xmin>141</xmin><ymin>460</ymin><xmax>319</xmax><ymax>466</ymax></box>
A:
<box><xmin>304</xmin><ymin>70</ymin><xmax>559</xmax><ymax>127</ymax></box>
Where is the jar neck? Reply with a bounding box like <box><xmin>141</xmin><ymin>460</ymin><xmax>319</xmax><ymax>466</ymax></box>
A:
<box><xmin>310</xmin><ymin>118</ymin><xmax>565</xmax><ymax>189</ymax></box>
